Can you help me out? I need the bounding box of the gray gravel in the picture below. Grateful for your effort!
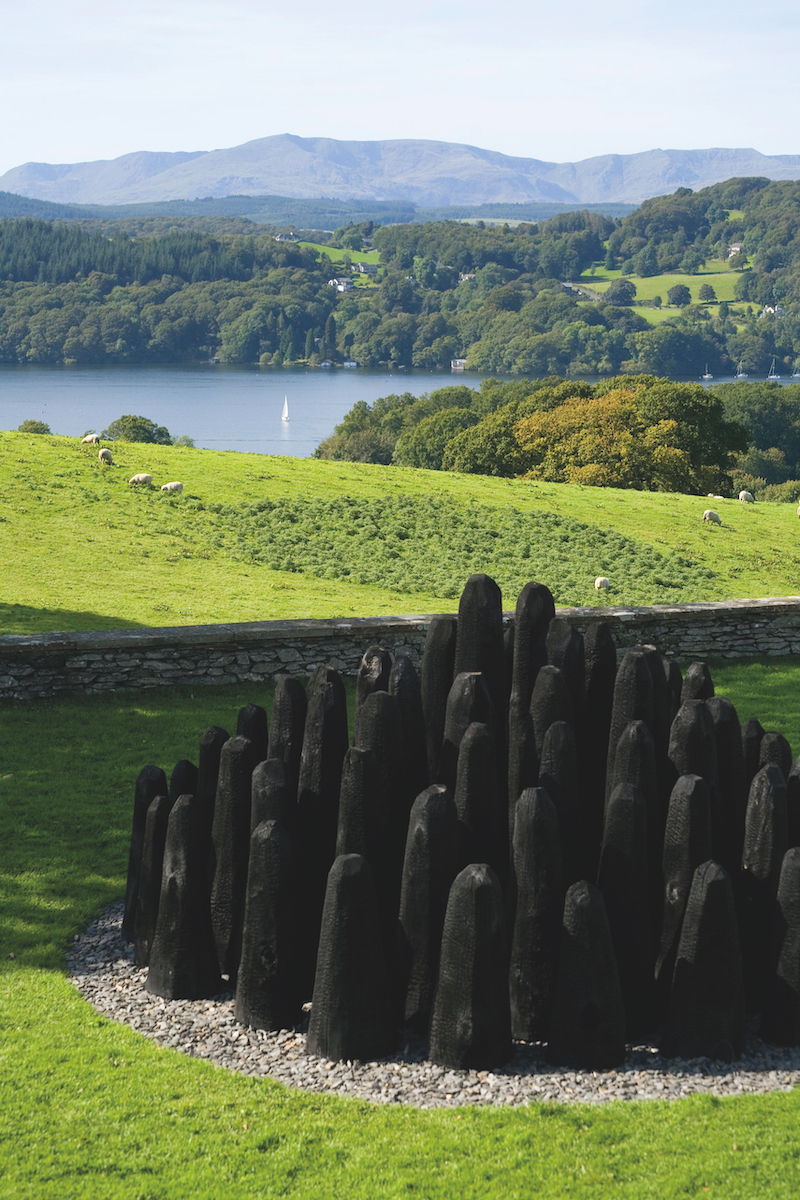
[67,901,800,1108]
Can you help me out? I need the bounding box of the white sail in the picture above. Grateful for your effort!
[282,395,289,422]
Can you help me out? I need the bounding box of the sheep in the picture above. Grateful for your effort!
[703,509,722,525]
[161,481,183,495]
[129,473,153,486]
[739,490,755,503]
[81,433,100,445]
[594,576,610,591]
[98,447,113,464]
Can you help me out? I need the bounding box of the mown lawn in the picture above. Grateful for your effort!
[2,432,800,636]
[1,659,800,1198]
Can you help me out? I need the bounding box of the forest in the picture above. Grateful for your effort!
[315,376,800,500]
[2,175,800,373]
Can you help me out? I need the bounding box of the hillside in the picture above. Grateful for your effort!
[3,137,800,206]
[2,432,799,636]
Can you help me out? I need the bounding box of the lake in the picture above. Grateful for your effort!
[1,364,795,458]
[0,364,485,457]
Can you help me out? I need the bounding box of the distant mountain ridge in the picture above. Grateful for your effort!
[3,136,800,207]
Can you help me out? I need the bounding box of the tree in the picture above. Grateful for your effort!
[17,419,50,434]
[101,415,172,443]
[513,382,748,493]
[605,278,637,306]
[667,284,692,307]
[698,283,717,303]
[322,313,337,360]
[393,408,482,470]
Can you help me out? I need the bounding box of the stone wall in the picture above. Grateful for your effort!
[1,596,799,701]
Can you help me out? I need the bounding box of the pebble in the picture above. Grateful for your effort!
[67,901,800,1109]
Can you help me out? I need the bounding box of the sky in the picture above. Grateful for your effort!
[3,0,800,175]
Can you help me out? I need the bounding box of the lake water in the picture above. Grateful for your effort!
[0,364,484,457]
[1,364,796,458]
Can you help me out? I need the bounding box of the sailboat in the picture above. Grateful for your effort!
[702,364,714,380]
[735,361,748,379]
[281,395,289,422]
[767,359,782,381]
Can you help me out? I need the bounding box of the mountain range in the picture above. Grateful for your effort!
[3,136,800,208]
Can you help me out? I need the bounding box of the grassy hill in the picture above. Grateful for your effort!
[3,432,800,636]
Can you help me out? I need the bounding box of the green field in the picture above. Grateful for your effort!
[582,270,741,307]
[2,660,800,1198]
[2,431,800,636]
[299,241,381,266]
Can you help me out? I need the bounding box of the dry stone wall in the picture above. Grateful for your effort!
[2,597,800,702]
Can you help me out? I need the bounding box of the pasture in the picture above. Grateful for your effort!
[2,659,800,1198]
[2,432,800,637]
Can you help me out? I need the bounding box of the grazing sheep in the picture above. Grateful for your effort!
[739,490,755,503]
[595,576,610,591]
[129,473,153,486]
[81,433,100,445]
[98,448,113,464]
[703,509,722,526]
[161,481,183,495]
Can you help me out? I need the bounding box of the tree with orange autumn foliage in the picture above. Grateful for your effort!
[513,384,747,493]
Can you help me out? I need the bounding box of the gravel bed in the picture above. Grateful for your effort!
[67,901,800,1108]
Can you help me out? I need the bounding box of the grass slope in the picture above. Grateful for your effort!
[3,431,800,635]
[2,662,800,1197]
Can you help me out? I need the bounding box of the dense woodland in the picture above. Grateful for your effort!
[316,376,800,499]
[3,176,800,374]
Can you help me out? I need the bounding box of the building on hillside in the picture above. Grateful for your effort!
[328,277,354,292]
[451,358,467,371]
[353,262,378,275]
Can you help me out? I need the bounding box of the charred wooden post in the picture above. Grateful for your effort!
[429,863,512,1070]
[306,854,393,1062]
[122,764,168,942]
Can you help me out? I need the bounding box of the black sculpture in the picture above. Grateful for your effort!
[661,860,744,1061]
[759,731,793,783]
[680,661,715,703]
[429,863,512,1070]
[147,794,222,1000]
[761,847,800,1046]
[236,703,269,764]
[210,734,260,980]
[596,781,655,1038]
[169,760,198,806]
[266,674,307,792]
[134,793,173,968]
[250,758,297,839]
[306,854,394,1062]
[438,670,495,795]
[353,645,392,745]
[508,787,563,1042]
[234,820,301,1032]
[388,654,429,808]
[453,573,506,731]
[548,881,626,1069]
[453,721,504,882]
[655,773,712,996]
[420,616,458,783]
[605,650,654,810]
[394,785,460,1031]
[740,763,788,1011]
[122,764,168,942]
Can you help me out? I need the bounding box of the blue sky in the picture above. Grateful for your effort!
[3,0,799,173]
